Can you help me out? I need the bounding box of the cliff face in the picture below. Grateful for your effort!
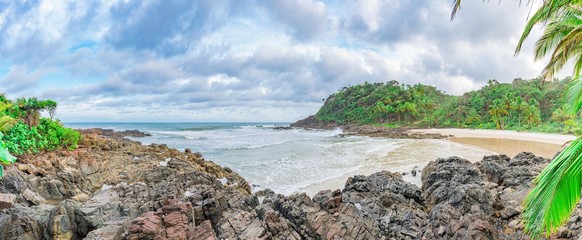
[0,131,579,239]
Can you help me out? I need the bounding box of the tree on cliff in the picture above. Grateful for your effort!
[453,0,582,238]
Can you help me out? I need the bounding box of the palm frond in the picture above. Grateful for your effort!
[533,6,581,60]
[0,116,16,133]
[516,0,573,55]
[451,0,463,20]
[564,75,582,114]
[523,137,582,238]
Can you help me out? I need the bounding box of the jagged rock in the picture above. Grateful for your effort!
[477,152,549,188]
[312,189,342,213]
[0,193,16,209]
[0,204,54,240]
[75,128,151,138]
[0,128,572,239]
[192,220,218,240]
[342,171,427,239]
[421,156,503,239]
[290,115,338,129]
[84,217,128,240]
[44,200,80,239]
[22,189,47,205]
[127,200,194,240]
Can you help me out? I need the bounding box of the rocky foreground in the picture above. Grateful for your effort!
[0,130,580,239]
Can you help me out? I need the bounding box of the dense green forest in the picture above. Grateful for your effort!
[315,78,580,134]
[0,95,81,176]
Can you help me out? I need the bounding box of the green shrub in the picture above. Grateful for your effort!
[2,119,81,155]
[3,123,45,155]
[38,118,82,150]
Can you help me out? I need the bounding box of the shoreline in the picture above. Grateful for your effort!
[409,128,576,158]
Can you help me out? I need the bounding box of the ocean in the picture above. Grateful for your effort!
[65,122,496,196]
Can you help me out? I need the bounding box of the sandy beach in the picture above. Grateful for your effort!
[409,128,576,158]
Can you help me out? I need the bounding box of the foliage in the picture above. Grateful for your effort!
[0,95,81,157]
[522,138,582,239]
[2,119,81,155]
[0,102,17,132]
[453,1,581,238]
[43,100,57,120]
[315,78,571,132]
[37,118,81,151]
[3,123,47,155]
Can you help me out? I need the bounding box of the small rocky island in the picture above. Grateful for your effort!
[0,130,580,239]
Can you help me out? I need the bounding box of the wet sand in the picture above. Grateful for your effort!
[410,128,576,158]
[450,137,562,158]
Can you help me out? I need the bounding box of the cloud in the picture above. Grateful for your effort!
[0,0,552,121]
[260,0,328,40]
[0,66,50,95]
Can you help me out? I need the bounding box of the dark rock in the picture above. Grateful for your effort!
[290,115,338,129]
[421,156,502,239]
[75,128,152,138]
[0,129,569,239]
[0,204,54,240]
[272,126,293,130]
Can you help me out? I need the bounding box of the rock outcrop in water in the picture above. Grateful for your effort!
[0,130,578,239]
[290,115,339,129]
[290,116,448,139]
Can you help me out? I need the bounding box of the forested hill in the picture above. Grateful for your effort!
[310,78,579,133]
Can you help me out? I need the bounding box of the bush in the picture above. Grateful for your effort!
[38,118,82,150]
[2,118,81,155]
[3,123,46,155]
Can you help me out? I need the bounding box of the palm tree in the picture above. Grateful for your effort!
[524,105,542,127]
[453,0,582,238]
[489,99,509,129]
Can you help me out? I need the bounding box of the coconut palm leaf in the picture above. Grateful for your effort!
[541,22,582,81]
[533,6,582,60]
[0,116,16,133]
[564,74,582,114]
[516,0,575,54]
[522,137,582,238]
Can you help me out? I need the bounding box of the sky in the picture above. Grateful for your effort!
[0,0,554,122]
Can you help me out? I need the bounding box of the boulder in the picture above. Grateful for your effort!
[0,193,16,209]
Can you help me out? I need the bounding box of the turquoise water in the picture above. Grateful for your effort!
[65,122,495,195]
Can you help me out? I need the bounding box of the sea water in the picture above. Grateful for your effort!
[65,122,496,196]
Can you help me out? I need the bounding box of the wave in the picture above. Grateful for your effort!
[260,164,363,196]
[179,126,235,131]
[215,138,313,151]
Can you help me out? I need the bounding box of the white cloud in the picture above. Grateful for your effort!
[0,0,557,122]
[207,74,240,87]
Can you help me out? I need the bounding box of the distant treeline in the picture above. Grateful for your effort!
[315,78,580,134]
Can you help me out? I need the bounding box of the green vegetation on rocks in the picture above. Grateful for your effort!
[0,94,81,177]
[315,78,574,133]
